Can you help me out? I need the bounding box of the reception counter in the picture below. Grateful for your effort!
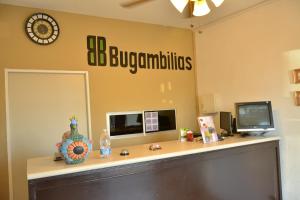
[27,135,282,200]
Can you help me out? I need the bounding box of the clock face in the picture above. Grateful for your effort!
[25,13,59,45]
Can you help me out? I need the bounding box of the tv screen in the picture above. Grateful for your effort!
[220,111,232,133]
[107,112,144,137]
[235,101,275,132]
[144,109,176,133]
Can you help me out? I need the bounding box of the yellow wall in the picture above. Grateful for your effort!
[0,4,197,199]
[195,0,300,198]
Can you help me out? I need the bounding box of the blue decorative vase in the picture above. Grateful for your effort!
[60,117,92,164]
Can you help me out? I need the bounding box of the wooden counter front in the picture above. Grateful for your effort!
[28,135,282,200]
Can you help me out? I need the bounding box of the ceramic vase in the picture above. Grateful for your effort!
[60,117,92,164]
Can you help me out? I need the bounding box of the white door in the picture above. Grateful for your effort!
[5,69,92,200]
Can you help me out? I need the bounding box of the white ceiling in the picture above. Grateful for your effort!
[0,0,271,29]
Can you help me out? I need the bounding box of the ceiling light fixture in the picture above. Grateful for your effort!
[170,0,189,13]
[170,0,224,17]
[211,0,224,7]
[193,0,210,16]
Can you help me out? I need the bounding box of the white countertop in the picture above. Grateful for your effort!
[27,135,280,180]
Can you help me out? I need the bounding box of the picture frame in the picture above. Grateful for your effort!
[293,69,300,83]
[197,116,218,144]
[294,91,300,106]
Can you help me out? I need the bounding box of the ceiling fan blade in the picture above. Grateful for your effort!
[121,0,155,8]
[181,0,194,18]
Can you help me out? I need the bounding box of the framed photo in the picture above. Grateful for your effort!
[293,69,300,83]
[295,91,300,106]
[197,116,218,144]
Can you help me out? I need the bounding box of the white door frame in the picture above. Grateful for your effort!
[5,69,92,200]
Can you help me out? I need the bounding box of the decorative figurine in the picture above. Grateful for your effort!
[58,116,92,164]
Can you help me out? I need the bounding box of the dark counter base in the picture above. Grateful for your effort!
[29,141,282,200]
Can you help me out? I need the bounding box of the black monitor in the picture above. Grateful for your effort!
[235,101,275,133]
[220,111,232,134]
[106,111,144,137]
[144,109,176,133]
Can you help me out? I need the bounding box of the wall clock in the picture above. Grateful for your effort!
[25,13,59,45]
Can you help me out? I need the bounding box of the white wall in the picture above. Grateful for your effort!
[195,0,300,199]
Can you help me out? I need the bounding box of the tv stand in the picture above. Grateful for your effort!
[240,131,267,137]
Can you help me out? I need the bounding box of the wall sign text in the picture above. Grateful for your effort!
[87,35,192,74]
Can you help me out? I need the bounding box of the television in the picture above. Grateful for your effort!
[220,111,233,134]
[144,109,176,133]
[235,101,275,133]
[106,111,144,138]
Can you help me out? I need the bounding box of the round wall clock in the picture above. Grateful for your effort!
[25,13,59,45]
